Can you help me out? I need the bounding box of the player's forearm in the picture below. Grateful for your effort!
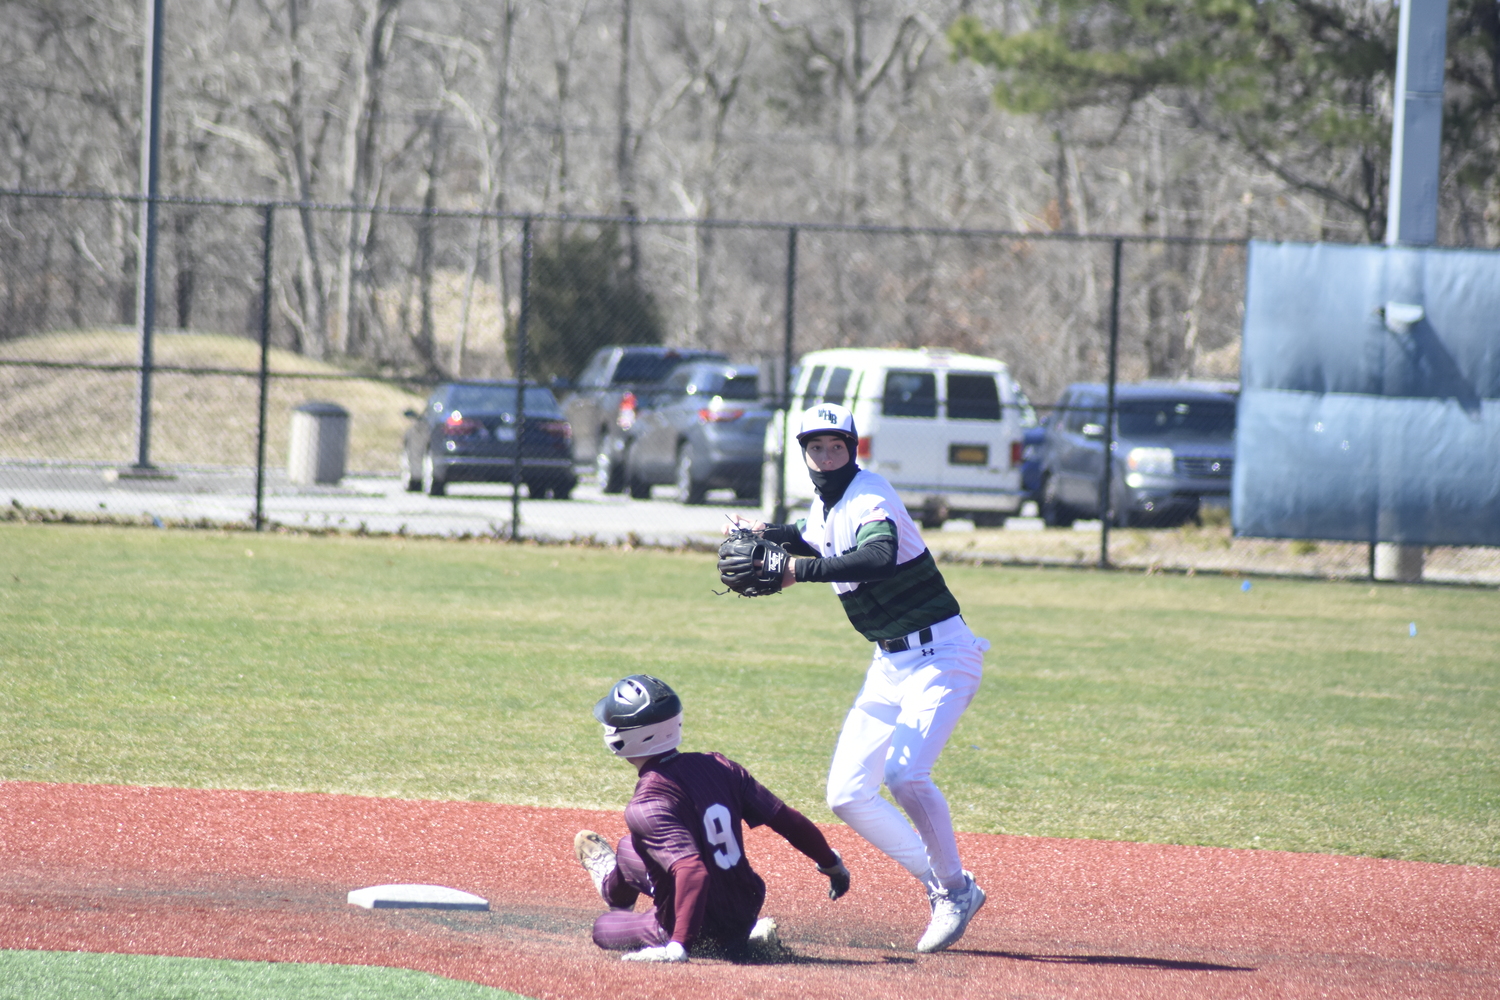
[765,803,839,869]
[792,535,897,584]
[667,856,710,946]
[760,523,818,556]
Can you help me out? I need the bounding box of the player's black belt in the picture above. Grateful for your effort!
[877,626,933,653]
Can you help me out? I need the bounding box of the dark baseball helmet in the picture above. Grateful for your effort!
[593,675,684,758]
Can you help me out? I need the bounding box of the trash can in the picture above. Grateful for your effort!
[287,401,349,485]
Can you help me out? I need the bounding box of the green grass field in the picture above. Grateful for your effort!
[3,521,1496,867]
[0,951,526,1000]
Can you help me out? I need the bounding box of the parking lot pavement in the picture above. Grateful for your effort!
[0,461,760,546]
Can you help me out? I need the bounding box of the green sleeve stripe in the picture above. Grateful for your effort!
[855,520,895,545]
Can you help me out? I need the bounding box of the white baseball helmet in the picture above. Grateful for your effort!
[796,403,858,449]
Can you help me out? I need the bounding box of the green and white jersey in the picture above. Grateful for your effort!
[800,468,961,642]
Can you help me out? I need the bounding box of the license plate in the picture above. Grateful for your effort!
[948,444,988,466]
[492,427,516,441]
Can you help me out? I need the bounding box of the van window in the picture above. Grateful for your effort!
[947,373,1001,421]
[823,367,853,405]
[883,370,938,418]
[800,366,826,410]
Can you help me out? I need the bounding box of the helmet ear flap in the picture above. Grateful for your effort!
[601,713,683,758]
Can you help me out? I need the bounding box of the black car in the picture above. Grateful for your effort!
[600,361,770,503]
[1037,382,1236,527]
[402,381,577,498]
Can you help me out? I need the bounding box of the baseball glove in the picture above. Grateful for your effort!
[717,530,790,597]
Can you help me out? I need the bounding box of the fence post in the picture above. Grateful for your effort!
[1099,237,1123,568]
[254,204,275,531]
[775,225,798,523]
[130,0,165,474]
[510,216,533,539]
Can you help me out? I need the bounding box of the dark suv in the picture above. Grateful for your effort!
[602,361,770,502]
[1037,382,1236,527]
[562,345,729,476]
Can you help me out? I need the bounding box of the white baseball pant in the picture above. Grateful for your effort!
[825,620,987,889]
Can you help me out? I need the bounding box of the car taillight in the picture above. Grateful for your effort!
[857,436,872,459]
[1010,440,1023,466]
[617,392,637,430]
[443,411,482,437]
[539,420,572,441]
[698,408,744,423]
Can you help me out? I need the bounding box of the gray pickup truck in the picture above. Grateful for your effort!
[563,345,728,484]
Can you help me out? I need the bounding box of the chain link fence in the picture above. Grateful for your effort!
[18,186,1484,582]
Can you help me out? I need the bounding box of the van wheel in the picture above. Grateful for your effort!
[1040,475,1072,527]
[971,512,1008,528]
[919,499,948,530]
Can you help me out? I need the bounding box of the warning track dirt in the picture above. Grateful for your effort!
[2,781,1495,999]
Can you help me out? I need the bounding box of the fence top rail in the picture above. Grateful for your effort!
[0,184,1263,247]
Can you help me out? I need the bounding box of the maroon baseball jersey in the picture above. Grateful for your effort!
[624,750,784,943]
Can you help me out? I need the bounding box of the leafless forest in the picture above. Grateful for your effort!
[1,0,1493,404]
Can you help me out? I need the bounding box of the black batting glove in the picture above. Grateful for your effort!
[817,850,850,900]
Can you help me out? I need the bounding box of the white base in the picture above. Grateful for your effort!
[347,884,489,911]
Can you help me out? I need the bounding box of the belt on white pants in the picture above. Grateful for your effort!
[874,614,966,653]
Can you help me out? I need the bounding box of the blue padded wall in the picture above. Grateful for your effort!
[1234,241,1500,546]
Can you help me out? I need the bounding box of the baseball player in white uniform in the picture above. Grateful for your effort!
[726,402,988,953]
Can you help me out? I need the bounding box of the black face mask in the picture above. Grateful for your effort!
[807,455,859,509]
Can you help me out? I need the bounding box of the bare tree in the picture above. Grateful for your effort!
[334,0,403,357]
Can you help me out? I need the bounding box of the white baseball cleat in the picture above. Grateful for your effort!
[749,917,779,947]
[574,830,617,902]
[915,871,986,954]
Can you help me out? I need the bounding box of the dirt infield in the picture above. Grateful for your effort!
[2,782,1496,999]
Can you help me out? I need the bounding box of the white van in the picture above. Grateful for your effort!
[762,347,1033,528]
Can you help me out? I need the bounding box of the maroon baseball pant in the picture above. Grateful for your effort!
[590,835,672,951]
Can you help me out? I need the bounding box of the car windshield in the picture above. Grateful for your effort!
[1117,400,1235,439]
[446,385,562,417]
